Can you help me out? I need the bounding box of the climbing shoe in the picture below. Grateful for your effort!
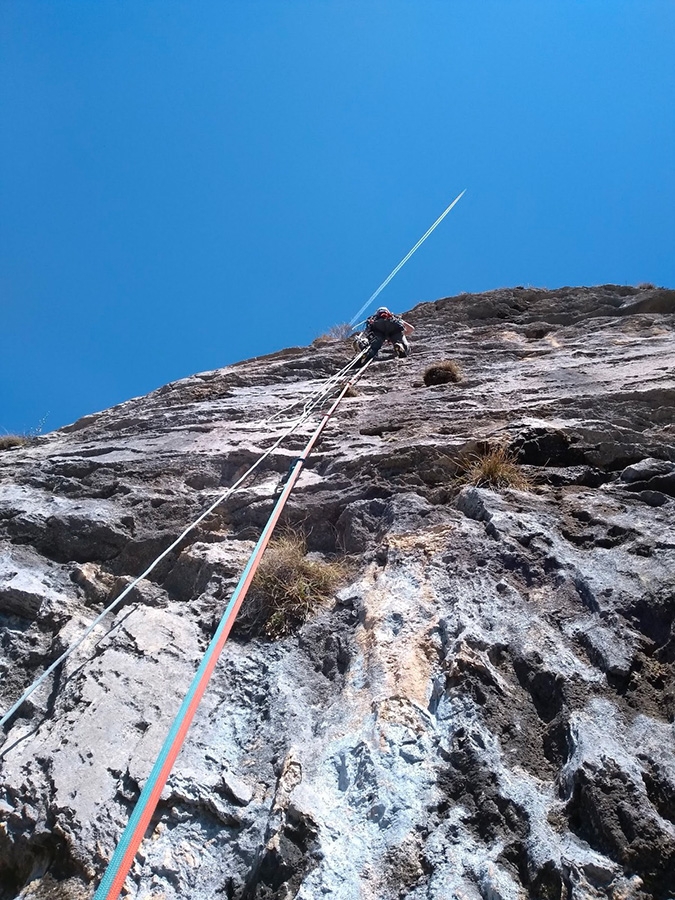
[394,342,407,358]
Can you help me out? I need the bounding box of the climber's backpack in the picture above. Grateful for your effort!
[368,310,402,328]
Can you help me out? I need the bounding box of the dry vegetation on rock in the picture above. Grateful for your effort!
[248,532,347,639]
[461,445,531,490]
[314,323,353,344]
[423,359,462,386]
[0,435,29,451]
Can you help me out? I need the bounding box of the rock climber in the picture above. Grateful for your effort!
[356,307,415,360]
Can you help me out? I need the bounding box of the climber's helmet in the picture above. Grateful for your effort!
[376,306,390,315]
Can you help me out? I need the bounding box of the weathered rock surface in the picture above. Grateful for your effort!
[1,284,675,899]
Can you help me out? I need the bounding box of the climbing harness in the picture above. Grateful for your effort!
[0,350,368,731]
[93,358,373,900]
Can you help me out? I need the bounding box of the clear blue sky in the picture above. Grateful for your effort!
[2,1,674,434]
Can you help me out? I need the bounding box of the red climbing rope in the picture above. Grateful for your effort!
[93,359,373,900]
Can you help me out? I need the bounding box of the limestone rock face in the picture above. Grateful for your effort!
[1,284,675,900]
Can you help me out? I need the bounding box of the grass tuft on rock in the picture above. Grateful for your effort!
[314,323,353,344]
[249,532,347,639]
[461,445,530,490]
[0,435,30,451]
[423,360,462,386]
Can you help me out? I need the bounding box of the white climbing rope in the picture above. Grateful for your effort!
[268,348,367,424]
[3,183,470,729]
[0,358,367,729]
[93,358,375,900]
[349,189,466,326]
[270,190,467,429]
[5,183,466,728]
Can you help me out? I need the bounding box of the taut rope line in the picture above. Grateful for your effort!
[93,358,374,900]
[348,189,466,326]
[0,350,367,730]
[268,349,366,424]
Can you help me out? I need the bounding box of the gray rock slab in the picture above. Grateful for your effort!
[1,284,674,899]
